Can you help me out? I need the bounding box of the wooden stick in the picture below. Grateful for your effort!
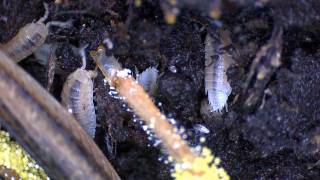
[0,51,120,180]
[94,48,230,180]
[95,50,196,163]
[115,76,195,163]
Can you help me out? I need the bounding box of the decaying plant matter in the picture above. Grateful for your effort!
[243,26,283,111]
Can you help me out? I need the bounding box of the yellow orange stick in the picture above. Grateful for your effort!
[93,47,229,180]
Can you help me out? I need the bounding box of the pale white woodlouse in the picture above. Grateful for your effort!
[204,33,232,112]
[0,3,72,63]
[137,67,158,95]
[93,47,122,84]
[61,45,97,138]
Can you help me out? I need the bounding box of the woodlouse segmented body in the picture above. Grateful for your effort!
[0,23,49,63]
[61,46,96,138]
[61,69,96,138]
[93,47,122,84]
[0,3,49,62]
[204,34,232,112]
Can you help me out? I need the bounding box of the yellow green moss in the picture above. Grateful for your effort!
[0,130,48,179]
[172,147,229,180]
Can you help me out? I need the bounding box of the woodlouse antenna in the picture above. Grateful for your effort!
[79,44,89,70]
[38,2,49,23]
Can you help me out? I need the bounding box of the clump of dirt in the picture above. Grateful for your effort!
[1,0,320,179]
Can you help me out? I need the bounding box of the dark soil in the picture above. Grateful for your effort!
[1,0,320,179]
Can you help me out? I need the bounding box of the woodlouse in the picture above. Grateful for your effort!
[0,3,50,62]
[137,67,158,95]
[0,3,72,63]
[204,33,232,112]
[61,45,97,138]
[93,47,122,84]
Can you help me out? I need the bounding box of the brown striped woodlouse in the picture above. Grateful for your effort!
[61,45,97,138]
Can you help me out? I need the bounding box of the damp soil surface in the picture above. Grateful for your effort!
[1,0,320,179]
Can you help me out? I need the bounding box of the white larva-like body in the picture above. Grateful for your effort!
[193,124,210,134]
[204,34,232,112]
